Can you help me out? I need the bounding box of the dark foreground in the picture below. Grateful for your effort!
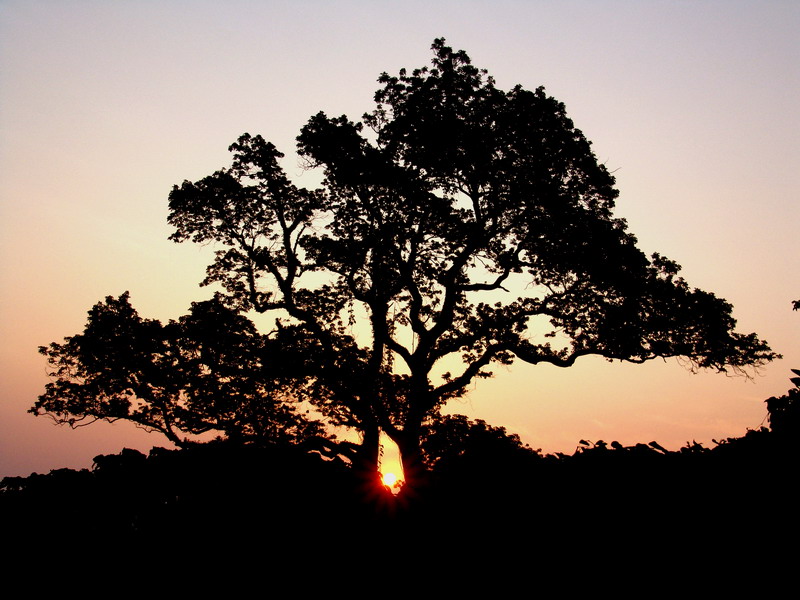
[3,428,796,553]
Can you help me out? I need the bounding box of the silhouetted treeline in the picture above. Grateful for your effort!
[4,418,797,548]
[1,441,380,545]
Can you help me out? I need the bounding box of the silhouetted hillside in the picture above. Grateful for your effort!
[4,423,797,550]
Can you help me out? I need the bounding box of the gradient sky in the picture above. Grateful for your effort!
[1,0,797,478]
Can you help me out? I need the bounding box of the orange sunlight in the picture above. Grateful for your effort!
[379,432,404,492]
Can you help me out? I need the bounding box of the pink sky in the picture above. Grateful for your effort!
[1,1,797,477]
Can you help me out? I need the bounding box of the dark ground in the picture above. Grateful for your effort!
[3,427,795,550]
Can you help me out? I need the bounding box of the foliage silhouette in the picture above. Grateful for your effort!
[34,292,324,447]
[164,38,776,481]
[420,413,541,472]
[766,372,800,437]
[1,440,382,545]
[14,308,800,546]
[6,416,796,550]
[765,301,800,437]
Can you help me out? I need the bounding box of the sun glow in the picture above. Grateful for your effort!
[378,432,404,492]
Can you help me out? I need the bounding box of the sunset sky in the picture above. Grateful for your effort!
[1,0,797,478]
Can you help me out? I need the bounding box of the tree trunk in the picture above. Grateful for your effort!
[355,420,383,487]
[394,426,426,492]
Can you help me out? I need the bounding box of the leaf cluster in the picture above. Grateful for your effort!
[33,293,324,446]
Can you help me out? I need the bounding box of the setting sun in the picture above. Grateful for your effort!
[378,432,403,490]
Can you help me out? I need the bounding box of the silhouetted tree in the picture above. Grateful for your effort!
[36,40,777,487]
[34,293,324,446]
[164,39,776,482]
[420,413,540,472]
[765,301,800,436]
[766,372,800,437]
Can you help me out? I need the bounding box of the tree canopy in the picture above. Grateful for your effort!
[166,39,776,473]
[36,39,777,481]
[34,293,324,447]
